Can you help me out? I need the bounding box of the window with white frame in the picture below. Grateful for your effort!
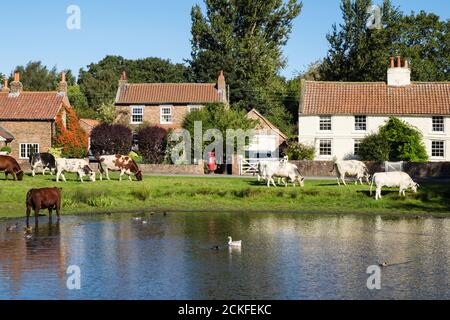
[160,105,173,124]
[431,141,445,158]
[354,115,367,131]
[319,116,332,131]
[188,105,203,113]
[20,143,39,159]
[354,139,362,156]
[131,106,144,124]
[319,139,332,156]
[432,116,444,132]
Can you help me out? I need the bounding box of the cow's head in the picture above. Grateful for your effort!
[29,153,40,166]
[297,176,305,187]
[135,170,143,181]
[83,165,96,182]
[411,182,419,193]
[16,170,24,181]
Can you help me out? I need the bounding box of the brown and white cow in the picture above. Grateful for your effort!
[26,187,62,227]
[0,155,24,181]
[97,155,143,181]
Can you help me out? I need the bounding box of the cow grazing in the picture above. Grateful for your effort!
[0,155,24,181]
[26,187,62,227]
[331,160,370,186]
[97,155,143,181]
[29,153,56,176]
[56,158,96,182]
[370,172,419,200]
[260,161,305,187]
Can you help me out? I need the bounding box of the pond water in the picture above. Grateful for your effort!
[1,212,450,300]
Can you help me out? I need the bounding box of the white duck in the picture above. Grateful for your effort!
[227,236,242,247]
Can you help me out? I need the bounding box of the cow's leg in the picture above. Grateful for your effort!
[119,170,124,181]
[78,171,84,183]
[336,176,341,185]
[60,173,67,182]
[271,178,277,187]
[56,170,61,182]
[341,173,347,186]
[48,208,53,222]
[106,169,111,181]
[56,202,61,221]
[32,166,36,177]
[26,205,31,228]
[34,207,40,226]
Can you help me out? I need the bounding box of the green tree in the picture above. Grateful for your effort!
[97,100,117,124]
[189,0,302,117]
[320,0,449,81]
[10,61,75,91]
[284,139,315,160]
[78,55,189,111]
[359,117,428,162]
[67,85,95,118]
[182,103,257,163]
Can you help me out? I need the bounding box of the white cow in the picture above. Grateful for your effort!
[257,156,288,183]
[56,158,96,182]
[370,172,418,200]
[262,162,305,187]
[332,160,370,186]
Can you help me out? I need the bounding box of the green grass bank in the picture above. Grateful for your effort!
[0,173,449,220]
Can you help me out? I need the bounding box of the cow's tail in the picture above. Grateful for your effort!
[330,162,336,173]
[25,189,33,205]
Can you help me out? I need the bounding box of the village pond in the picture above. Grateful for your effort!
[1,212,450,299]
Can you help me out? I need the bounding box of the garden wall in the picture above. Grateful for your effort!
[139,161,204,175]
[290,161,450,179]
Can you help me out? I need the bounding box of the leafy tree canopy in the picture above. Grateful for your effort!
[320,0,449,81]
[189,0,302,118]
[78,55,189,110]
[9,61,75,91]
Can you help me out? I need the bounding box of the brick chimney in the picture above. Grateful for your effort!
[118,71,128,87]
[10,71,23,95]
[58,72,68,94]
[387,56,411,87]
[217,70,227,104]
[1,77,10,93]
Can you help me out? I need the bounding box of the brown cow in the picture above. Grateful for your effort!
[97,155,143,181]
[0,155,24,181]
[26,187,62,227]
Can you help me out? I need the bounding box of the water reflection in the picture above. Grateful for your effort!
[1,213,450,299]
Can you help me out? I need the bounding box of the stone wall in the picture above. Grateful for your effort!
[139,161,204,175]
[290,160,450,179]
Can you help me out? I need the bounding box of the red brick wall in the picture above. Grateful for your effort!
[0,120,54,164]
[116,105,189,129]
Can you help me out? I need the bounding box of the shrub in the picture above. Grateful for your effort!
[48,147,63,158]
[284,139,315,160]
[359,117,428,162]
[54,107,89,158]
[137,126,168,164]
[128,151,143,164]
[90,123,133,155]
[86,196,114,208]
[0,146,11,154]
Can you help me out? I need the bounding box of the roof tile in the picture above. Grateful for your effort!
[0,92,64,120]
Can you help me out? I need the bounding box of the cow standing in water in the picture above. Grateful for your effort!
[26,187,62,227]
[0,155,24,181]
[97,155,143,181]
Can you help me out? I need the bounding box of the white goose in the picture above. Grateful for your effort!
[227,236,242,247]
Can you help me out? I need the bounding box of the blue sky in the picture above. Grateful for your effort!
[0,0,448,79]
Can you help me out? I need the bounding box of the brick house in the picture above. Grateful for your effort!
[115,71,228,129]
[299,57,450,161]
[0,72,71,163]
[246,109,287,159]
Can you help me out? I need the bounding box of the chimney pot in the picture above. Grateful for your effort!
[10,72,23,95]
[389,57,395,68]
[14,71,20,82]
[1,78,10,93]
[404,59,409,69]
[61,72,66,82]
[58,72,68,94]
[396,56,401,68]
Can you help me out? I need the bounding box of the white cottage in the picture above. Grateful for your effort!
[298,57,450,161]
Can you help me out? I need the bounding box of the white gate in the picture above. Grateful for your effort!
[238,156,278,176]
[385,161,404,172]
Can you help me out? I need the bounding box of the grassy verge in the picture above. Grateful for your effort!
[0,173,449,219]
